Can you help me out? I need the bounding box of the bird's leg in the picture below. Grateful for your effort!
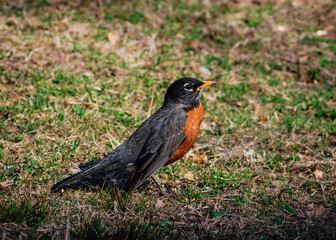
[151,175,166,194]
[151,176,177,203]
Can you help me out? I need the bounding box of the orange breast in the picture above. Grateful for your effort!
[166,104,204,165]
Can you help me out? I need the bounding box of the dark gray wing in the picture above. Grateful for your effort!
[126,109,187,190]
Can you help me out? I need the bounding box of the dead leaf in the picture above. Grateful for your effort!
[106,89,120,95]
[184,173,195,181]
[173,179,181,185]
[190,40,203,51]
[70,167,81,173]
[292,0,304,7]
[20,231,28,238]
[199,66,211,78]
[298,64,312,83]
[315,205,325,218]
[275,25,291,33]
[0,179,13,188]
[190,61,199,73]
[247,103,264,117]
[26,16,43,29]
[68,23,90,36]
[316,30,327,37]
[303,203,314,217]
[259,116,268,123]
[107,32,119,45]
[187,153,208,164]
[190,40,212,51]
[313,169,323,180]
[155,199,164,208]
[8,126,20,134]
[30,189,41,195]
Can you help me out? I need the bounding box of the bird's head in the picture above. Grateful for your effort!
[163,78,216,109]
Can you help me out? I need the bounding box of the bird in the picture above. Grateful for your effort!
[51,78,216,192]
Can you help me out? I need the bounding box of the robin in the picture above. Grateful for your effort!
[51,78,216,192]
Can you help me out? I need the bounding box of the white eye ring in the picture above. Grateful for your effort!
[183,83,193,91]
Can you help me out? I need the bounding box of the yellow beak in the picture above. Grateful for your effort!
[197,81,217,91]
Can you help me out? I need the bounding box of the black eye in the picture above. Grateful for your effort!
[183,83,193,91]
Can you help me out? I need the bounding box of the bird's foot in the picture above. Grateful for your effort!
[151,176,176,203]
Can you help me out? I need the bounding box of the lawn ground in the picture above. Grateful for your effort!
[0,0,336,239]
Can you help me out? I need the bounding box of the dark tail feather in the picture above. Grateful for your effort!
[51,166,101,192]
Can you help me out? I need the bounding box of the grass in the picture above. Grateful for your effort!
[1,0,336,239]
